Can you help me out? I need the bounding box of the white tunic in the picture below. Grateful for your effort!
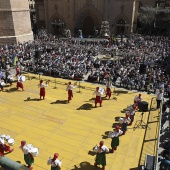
[134,96,142,102]
[108,129,123,138]
[94,145,109,153]
[93,91,102,96]
[38,83,48,88]
[123,117,131,123]
[22,145,31,154]
[66,84,76,91]
[156,92,163,100]
[47,158,62,167]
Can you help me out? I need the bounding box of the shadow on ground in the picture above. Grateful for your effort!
[50,100,68,104]
[24,98,41,102]
[71,162,101,170]
[77,103,94,110]
[102,131,111,139]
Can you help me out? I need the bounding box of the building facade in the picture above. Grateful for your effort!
[35,0,140,37]
[0,0,33,44]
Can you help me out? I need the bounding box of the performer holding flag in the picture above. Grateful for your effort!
[93,141,109,170]
[66,82,77,103]
[38,80,49,100]
[108,126,123,153]
[93,87,102,107]
[47,153,62,170]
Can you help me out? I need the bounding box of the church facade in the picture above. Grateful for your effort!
[35,0,140,37]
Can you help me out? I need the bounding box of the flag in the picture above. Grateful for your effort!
[12,53,18,66]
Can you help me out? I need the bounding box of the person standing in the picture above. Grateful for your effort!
[108,126,123,153]
[16,73,24,91]
[156,89,164,109]
[38,80,49,100]
[134,94,142,110]
[93,141,109,170]
[20,141,34,170]
[129,106,136,126]
[93,87,102,107]
[0,138,14,156]
[122,113,131,135]
[66,82,77,103]
[105,80,112,99]
[47,153,62,170]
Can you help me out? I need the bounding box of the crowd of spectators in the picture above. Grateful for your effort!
[0,32,170,95]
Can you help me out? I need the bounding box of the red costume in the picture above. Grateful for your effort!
[94,87,102,107]
[66,82,76,103]
[106,81,112,99]
[16,67,20,77]
[0,138,14,156]
[17,75,24,91]
[134,94,142,109]
[38,80,48,100]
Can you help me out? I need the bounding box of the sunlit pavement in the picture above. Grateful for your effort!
[0,73,159,170]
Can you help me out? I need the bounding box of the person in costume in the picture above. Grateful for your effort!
[105,80,112,99]
[122,113,131,135]
[93,141,109,170]
[16,66,21,77]
[66,82,76,103]
[129,106,136,126]
[16,73,24,91]
[47,153,62,170]
[134,94,142,110]
[20,141,34,170]
[0,138,14,156]
[93,87,102,107]
[0,78,5,92]
[108,126,123,153]
[38,80,49,100]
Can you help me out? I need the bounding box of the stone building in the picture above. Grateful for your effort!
[35,0,140,37]
[0,0,33,44]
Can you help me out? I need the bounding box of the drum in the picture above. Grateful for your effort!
[31,147,39,157]
[21,76,26,82]
[8,75,14,81]
[119,117,124,124]
[1,134,6,139]
[26,144,33,150]
[5,135,10,140]
[1,82,6,86]
[8,138,14,146]
[99,87,104,95]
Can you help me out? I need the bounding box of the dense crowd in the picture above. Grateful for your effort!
[0,32,170,95]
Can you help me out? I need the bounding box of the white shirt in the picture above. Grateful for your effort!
[93,91,102,96]
[93,145,109,153]
[108,129,123,138]
[22,145,31,154]
[134,96,142,102]
[47,158,62,167]
[38,83,48,88]
[123,117,131,123]
[106,81,112,88]
[157,92,163,100]
[66,84,76,91]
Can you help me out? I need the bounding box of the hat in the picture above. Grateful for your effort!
[20,140,26,147]
[96,87,99,91]
[126,113,130,118]
[53,153,59,160]
[139,94,141,96]
[68,82,71,85]
[116,126,120,130]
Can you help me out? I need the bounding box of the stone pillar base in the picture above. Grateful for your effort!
[0,32,34,45]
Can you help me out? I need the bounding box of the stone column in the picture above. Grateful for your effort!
[0,0,33,44]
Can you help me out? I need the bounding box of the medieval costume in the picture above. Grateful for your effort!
[134,94,142,110]
[94,141,109,170]
[20,141,34,170]
[108,126,123,153]
[0,138,14,156]
[47,153,62,170]
[93,87,102,107]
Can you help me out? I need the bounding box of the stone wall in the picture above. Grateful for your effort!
[0,0,33,44]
